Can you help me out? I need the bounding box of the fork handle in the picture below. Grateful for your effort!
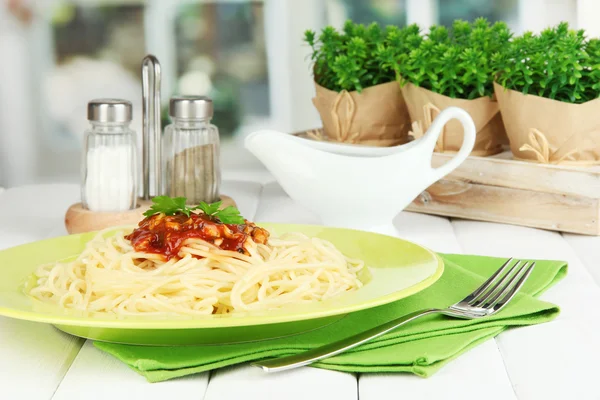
[253,308,440,373]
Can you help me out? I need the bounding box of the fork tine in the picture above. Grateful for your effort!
[469,259,521,307]
[463,257,514,303]
[480,261,532,309]
[489,262,535,313]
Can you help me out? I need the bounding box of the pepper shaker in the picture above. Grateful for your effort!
[81,99,138,212]
[162,96,220,204]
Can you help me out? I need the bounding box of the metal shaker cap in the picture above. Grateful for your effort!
[87,99,132,123]
[169,96,214,120]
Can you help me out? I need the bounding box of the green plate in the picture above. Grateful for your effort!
[0,224,443,345]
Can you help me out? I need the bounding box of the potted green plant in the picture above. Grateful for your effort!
[304,21,419,146]
[395,18,510,155]
[493,22,600,164]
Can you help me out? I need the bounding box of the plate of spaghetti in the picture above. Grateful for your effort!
[0,197,443,345]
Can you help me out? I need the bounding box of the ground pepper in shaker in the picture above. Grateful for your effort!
[81,99,138,212]
[163,96,220,204]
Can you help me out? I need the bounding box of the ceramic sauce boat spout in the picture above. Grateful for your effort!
[245,107,476,236]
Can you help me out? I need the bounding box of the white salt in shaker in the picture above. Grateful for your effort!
[81,99,138,211]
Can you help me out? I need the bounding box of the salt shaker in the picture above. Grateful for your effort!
[163,96,220,204]
[81,99,138,212]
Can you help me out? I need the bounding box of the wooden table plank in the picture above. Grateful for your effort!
[0,184,79,219]
[0,184,79,248]
[360,341,517,400]
[52,342,209,400]
[392,211,461,253]
[222,169,275,185]
[0,322,83,400]
[451,221,600,322]
[496,320,600,400]
[205,365,357,400]
[254,181,321,224]
[451,220,600,399]
[220,180,264,221]
[561,233,600,287]
[0,184,83,400]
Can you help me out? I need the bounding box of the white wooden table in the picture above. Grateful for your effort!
[1,173,599,400]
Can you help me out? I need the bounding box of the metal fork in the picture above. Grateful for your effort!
[253,258,535,373]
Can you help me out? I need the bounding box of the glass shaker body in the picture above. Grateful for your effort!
[162,96,220,204]
[81,120,138,212]
[163,117,220,204]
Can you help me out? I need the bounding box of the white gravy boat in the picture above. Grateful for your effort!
[244,107,476,235]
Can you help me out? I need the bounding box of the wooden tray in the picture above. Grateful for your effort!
[65,195,237,234]
[294,130,600,235]
[409,151,600,235]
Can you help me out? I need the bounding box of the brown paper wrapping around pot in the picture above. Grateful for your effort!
[312,81,411,146]
[494,82,600,165]
[401,82,507,156]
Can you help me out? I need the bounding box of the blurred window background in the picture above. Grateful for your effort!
[0,0,595,187]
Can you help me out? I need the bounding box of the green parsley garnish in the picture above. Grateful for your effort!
[143,196,245,224]
[143,196,191,217]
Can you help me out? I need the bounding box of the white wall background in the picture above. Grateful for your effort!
[1,0,600,188]
[0,3,37,187]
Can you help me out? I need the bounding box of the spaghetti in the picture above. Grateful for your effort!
[28,211,364,316]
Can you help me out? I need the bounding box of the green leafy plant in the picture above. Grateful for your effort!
[304,21,421,92]
[494,22,600,103]
[143,196,244,224]
[395,18,511,99]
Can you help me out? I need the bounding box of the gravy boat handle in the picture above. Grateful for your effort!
[420,107,476,182]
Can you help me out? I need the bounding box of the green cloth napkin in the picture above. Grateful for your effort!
[95,254,567,382]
